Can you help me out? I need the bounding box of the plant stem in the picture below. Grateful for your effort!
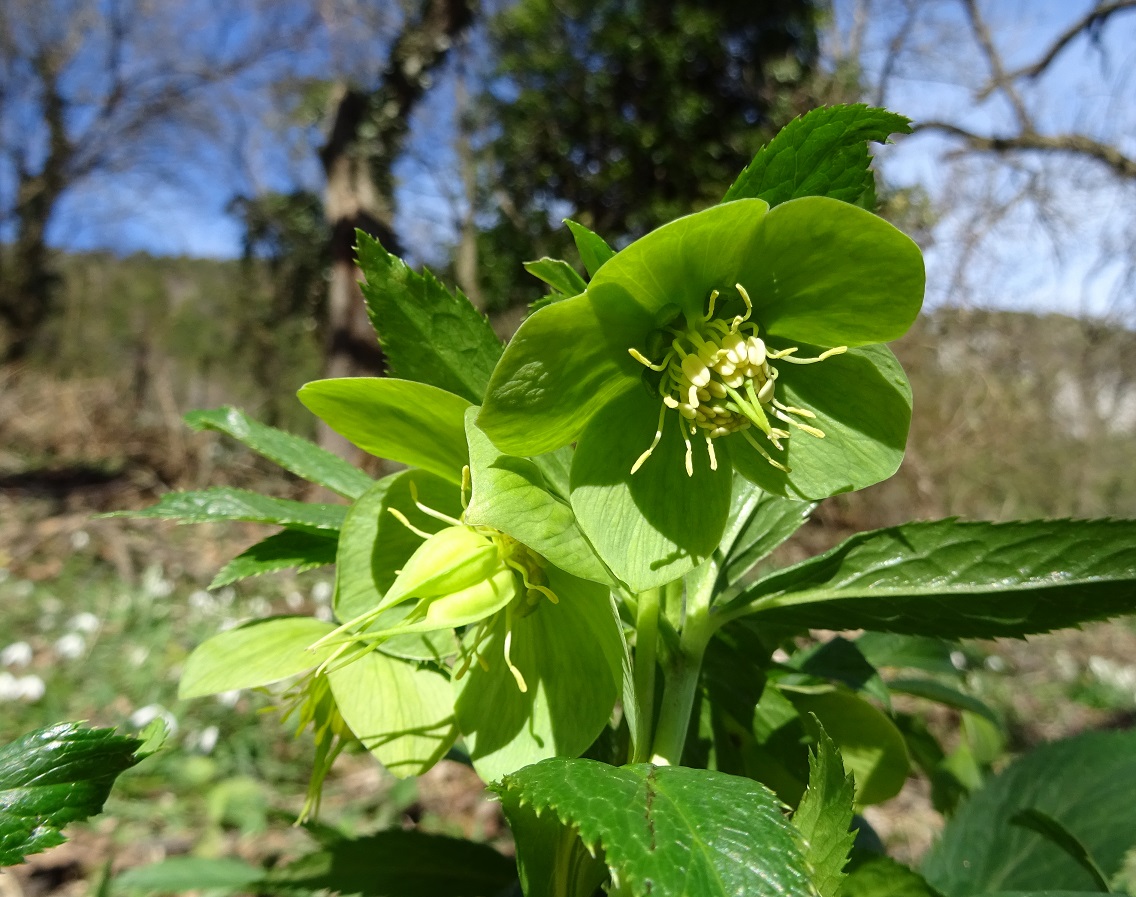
[649,564,717,765]
[631,587,660,763]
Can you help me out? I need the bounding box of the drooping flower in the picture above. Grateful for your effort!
[477,196,925,589]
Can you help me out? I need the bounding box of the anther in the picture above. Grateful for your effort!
[629,347,668,371]
[630,403,668,474]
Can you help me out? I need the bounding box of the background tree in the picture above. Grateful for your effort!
[0,0,309,363]
[474,0,823,310]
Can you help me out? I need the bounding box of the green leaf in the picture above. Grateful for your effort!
[494,760,814,897]
[117,857,264,894]
[922,730,1136,895]
[569,388,732,591]
[523,257,588,297]
[842,854,945,897]
[463,408,613,587]
[357,231,501,404]
[1009,810,1112,893]
[723,104,911,207]
[116,488,345,533]
[327,650,456,778]
[263,828,517,896]
[731,519,1136,638]
[887,678,1001,728]
[179,616,337,698]
[784,686,910,806]
[210,529,338,588]
[793,723,856,897]
[186,406,372,499]
[453,571,624,781]
[299,378,470,484]
[565,219,615,277]
[0,724,143,866]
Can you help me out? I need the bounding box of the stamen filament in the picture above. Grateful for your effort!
[631,403,668,474]
[503,604,528,692]
[409,482,463,526]
[629,347,668,371]
[388,507,432,540]
[740,427,791,473]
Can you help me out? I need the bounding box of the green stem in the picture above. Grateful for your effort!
[631,588,660,763]
[649,564,718,765]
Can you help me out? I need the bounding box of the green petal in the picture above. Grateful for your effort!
[478,296,640,455]
[728,344,911,500]
[569,389,732,591]
[298,378,469,484]
[741,196,925,347]
[464,408,615,587]
[588,198,770,324]
[327,650,456,779]
[453,571,623,782]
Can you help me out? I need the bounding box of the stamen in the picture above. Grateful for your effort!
[741,427,791,472]
[503,605,528,692]
[409,482,463,526]
[705,435,718,471]
[704,289,719,321]
[772,398,816,419]
[682,423,694,477]
[629,347,668,371]
[772,408,826,438]
[774,345,848,365]
[388,507,432,540]
[631,403,668,474]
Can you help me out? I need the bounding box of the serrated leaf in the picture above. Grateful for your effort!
[186,406,372,499]
[262,828,517,896]
[494,760,814,897]
[117,857,264,894]
[855,633,962,677]
[793,722,856,897]
[357,231,501,404]
[179,616,337,698]
[564,219,615,277]
[210,529,338,588]
[523,257,588,297]
[0,723,143,866]
[922,730,1136,895]
[723,104,911,207]
[299,378,469,485]
[730,519,1136,639]
[116,488,345,534]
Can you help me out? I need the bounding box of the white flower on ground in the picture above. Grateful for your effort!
[54,632,86,660]
[0,642,33,668]
[69,612,100,633]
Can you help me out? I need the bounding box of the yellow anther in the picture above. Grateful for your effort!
[681,353,711,388]
[757,378,776,404]
[629,347,669,371]
[747,337,766,367]
[631,403,668,474]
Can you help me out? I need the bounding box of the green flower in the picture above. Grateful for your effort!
[477,196,925,589]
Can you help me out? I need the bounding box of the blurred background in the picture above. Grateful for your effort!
[1,0,1134,891]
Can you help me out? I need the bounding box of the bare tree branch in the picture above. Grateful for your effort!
[962,0,1032,130]
[916,120,1136,180]
[996,0,1136,87]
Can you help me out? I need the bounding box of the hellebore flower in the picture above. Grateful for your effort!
[477,196,925,590]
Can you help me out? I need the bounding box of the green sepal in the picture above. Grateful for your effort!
[728,344,911,501]
[740,196,925,347]
[298,378,470,484]
[453,570,624,782]
[463,408,615,586]
[333,470,463,622]
[478,297,639,455]
[178,616,337,698]
[327,650,457,779]
[569,388,732,591]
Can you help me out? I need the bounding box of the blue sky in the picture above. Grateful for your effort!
[16,0,1136,321]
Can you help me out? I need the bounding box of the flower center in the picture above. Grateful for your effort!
[627,284,847,476]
